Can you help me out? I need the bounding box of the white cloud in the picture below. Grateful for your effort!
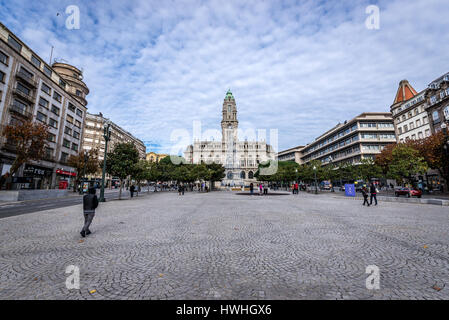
[1,0,449,154]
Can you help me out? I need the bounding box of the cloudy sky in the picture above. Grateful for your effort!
[1,0,448,154]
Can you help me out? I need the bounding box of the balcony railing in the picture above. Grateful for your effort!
[16,70,38,87]
[9,104,33,119]
[13,87,36,103]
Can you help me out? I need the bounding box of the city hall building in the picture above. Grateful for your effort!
[184,90,275,186]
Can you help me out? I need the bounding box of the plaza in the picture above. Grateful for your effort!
[0,191,448,300]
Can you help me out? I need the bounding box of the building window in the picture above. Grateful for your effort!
[75,120,81,128]
[63,139,71,148]
[411,134,416,140]
[432,111,440,123]
[66,115,74,124]
[53,91,62,102]
[0,50,8,65]
[19,66,34,79]
[39,96,49,109]
[64,126,72,136]
[49,118,58,128]
[68,102,76,112]
[418,132,423,139]
[71,143,78,152]
[73,131,80,139]
[416,119,421,127]
[430,95,437,105]
[31,55,41,68]
[51,105,60,116]
[36,111,47,123]
[423,116,428,124]
[403,125,408,132]
[45,147,54,159]
[0,70,5,83]
[59,79,66,89]
[41,83,51,95]
[16,82,31,95]
[409,122,414,130]
[48,133,56,142]
[76,109,83,117]
[398,127,402,134]
[444,106,449,121]
[44,65,52,77]
[425,129,430,137]
[76,90,82,97]
[8,35,22,52]
[61,152,68,163]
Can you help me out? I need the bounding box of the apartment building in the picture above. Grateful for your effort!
[82,112,146,162]
[301,113,396,167]
[0,22,89,190]
[391,80,431,142]
[425,72,449,133]
[276,145,304,164]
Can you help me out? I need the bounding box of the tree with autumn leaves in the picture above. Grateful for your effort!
[375,132,448,187]
[1,120,49,189]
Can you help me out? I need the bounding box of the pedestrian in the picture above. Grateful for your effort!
[81,187,99,237]
[130,184,135,198]
[370,183,378,205]
[361,186,370,206]
[259,183,263,195]
[178,184,182,195]
[250,182,254,195]
[182,183,185,195]
[263,183,268,195]
[294,182,299,194]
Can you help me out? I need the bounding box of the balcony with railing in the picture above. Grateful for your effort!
[15,70,38,88]
[13,87,36,104]
[9,104,33,119]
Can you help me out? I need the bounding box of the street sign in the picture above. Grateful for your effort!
[345,184,356,197]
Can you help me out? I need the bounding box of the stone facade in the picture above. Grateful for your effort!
[184,90,274,186]
[146,152,168,163]
[425,72,449,133]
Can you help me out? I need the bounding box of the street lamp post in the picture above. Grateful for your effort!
[329,156,335,192]
[99,121,112,202]
[313,165,318,194]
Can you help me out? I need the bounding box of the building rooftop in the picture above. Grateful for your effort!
[393,80,418,105]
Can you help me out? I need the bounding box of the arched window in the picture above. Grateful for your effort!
[432,111,440,122]
[240,171,246,179]
[248,171,254,179]
[227,171,233,179]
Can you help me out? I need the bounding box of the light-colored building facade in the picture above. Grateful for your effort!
[425,72,449,134]
[391,80,431,143]
[0,22,89,190]
[146,152,168,163]
[184,90,275,186]
[301,113,396,167]
[276,145,304,164]
[82,112,146,161]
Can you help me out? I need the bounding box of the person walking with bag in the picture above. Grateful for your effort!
[81,187,99,237]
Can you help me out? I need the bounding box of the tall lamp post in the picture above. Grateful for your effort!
[329,156,335,192]
[313,165,318,194]
[99,121,112,202]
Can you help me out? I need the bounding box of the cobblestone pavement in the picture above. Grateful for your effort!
[0,191,448,300]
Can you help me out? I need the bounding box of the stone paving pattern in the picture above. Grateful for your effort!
[0,191,448,300]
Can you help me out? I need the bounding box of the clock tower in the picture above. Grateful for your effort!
[221,89,238,142]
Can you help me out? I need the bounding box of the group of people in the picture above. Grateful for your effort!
[249,183,268,195]
[361,183,378,206]
[291,183,299,194]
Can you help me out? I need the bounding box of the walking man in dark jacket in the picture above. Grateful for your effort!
[81,187,99,237]
[370,183,378,206]
[130,185,135,198]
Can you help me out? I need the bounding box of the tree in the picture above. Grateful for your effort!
[106,143,139,199]
[356,158,382,182]
[375,143,396,178]
[388,144,428,186]
[409,132,449,188]
[67,149,100,192]
[1,120,49,184]
[131,160,150,194]
[206,163,226,190]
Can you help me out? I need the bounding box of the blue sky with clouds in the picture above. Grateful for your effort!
[1,0,448,154]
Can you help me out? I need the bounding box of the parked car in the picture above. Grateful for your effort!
[395,187,422,198]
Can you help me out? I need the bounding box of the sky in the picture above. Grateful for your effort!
[1,0,448,154]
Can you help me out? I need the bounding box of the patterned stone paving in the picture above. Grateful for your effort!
[0,191,448,300]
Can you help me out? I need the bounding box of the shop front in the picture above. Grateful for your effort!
[23,164,53,189]
[55,169,77,190]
